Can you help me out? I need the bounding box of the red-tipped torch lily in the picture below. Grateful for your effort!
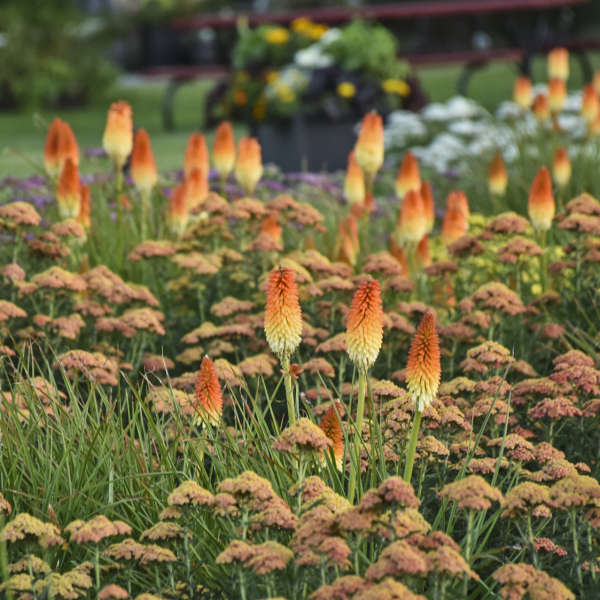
[265,267,303,424]
[404,312,441,483]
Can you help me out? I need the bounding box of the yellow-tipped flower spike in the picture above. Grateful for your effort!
[547,77,567,114]
[354,111,384,179]
[513,76,533,109]
[552,147,571,188]
[319,402,344,470]
[528,167,555,233]
[488,152,508,197]
[547,47,569,81]
[235,137,263,196]
[212,121,236,181]
[395,151,421,200]
[130,129,158,196]
[264,267,302,361]
[194,356,223,426]
[405,312,441,412]
[344,151,365,208]
[102,101,133,169]
[581,84,600,125]
[346,279,383,373]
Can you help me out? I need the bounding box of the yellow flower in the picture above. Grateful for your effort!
[276,84,295,103]
[337,82,356,98]
[531,284,542,296]
[264,27,290,45]
[265,70,279,84]
[382,78,410,96]
[306,24,328,39]
[291,17,311,32]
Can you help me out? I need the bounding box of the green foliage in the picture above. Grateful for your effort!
[0,2,117,109]
[326,19,407,81]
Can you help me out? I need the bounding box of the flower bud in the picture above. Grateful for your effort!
[528,167,554,232]
[102,101,133,168]
[354,111,384,179]
[131,129,158,196]
[235,137,263,196]
[212,121,236,181]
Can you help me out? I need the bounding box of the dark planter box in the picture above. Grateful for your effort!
[254,115,357,173]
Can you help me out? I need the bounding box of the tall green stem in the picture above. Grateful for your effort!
[539,229,548,292]
[571,508,583,588]
[348,370,367,503]
[281,356,296,425]
[115,163,123,195]
[462,510,475,596]
[403,408,422,483]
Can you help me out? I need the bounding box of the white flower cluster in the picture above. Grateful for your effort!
[293,29,341,69]
[384,87,589,174]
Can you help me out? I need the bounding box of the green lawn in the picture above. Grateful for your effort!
[1,53,599,178]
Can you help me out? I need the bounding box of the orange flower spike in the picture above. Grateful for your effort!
[395,151,421,200]
[344,151,365,207]
[130,129,158,196]
[336,215,360,266]
[594,70,600,95]
[488,152,508,197]
[405,312,441,412]
[513,76,533,109]
[185,168,209,211]
[194,356,223,426]
[552,147,571,187]
[547,47,569,81]
[264,267,302,361]
[441,206,468,246]
[185,133,210,178]
[261,214,282,245]
[388,238,409,277]
[57,158,81,219]
[447,190,470,219]
[319,403,344,470]
[547,78,567,114]
[77,185,91,230]
[212,121,236,181]
[354,111,384,179]
[532,93,550,122]
[346,279,383,373]
[235,137,263,196]
[581,84,600,125]
[397,189,426,245]
[167,183,189,237]
[590,114,600,137]
[421,181,435,234]
[528,167,555,232]
[102,101,133,169]
[44,118,64,178]
[59,122,80,170]
[417,235,431,268]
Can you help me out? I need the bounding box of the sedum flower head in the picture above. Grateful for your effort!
[438,475,503,511]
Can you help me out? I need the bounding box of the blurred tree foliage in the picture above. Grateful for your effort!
[0,1,117,109]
